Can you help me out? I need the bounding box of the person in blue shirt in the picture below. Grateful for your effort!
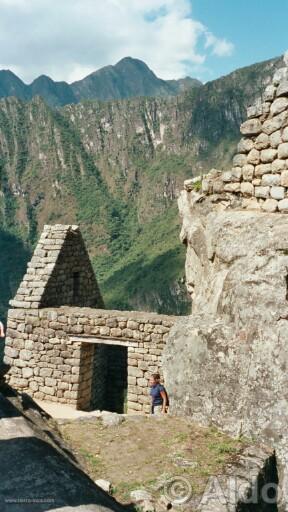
[149,373,169,415]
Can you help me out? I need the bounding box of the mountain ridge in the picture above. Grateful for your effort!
[0,54,283,321]
[0,57,202,107]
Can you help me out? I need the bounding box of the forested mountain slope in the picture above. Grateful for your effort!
[0,56,282,319]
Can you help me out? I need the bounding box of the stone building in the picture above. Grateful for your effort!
[4,225,176,413]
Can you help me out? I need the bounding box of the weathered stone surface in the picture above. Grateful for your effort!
[278,142,288,159]
[278,198,288,212]
[261,174,280,187]
[283,126,288,142]
[240,118,262,136]
[232,153,247,167]
[130,490,153,503]
[95,479,112,494]
[222,168,241,182]
[254,132,270,150]
[223,182,240,193]
[281,170,288,187]
[277,80,288,97]
[270,129,282,148]
[237,138,254,153]
[0,392,124,511]
[212,177,224,193]
[263,84,276,102]
[165,193,288,503]
[247,148,260,165]
[272,66,288,85]
[254,163,272,176]
[272,158,286,173]
[101,412,124,427]
[240,182,253,197]
[270,186,285,200]
[242,164,254,180]
[260,148,277,163]
[261,198,278,212]
[262,111,288,134]
[247,100,263,118]
[254,186,270,198]
[270,97,288,115]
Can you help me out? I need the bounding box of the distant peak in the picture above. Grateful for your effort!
[32,74,53,84]
[115,57,150,69]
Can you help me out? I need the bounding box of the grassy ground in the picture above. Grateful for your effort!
[59,415,250,505]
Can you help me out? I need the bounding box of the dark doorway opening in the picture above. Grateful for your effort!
[90,344,128,413]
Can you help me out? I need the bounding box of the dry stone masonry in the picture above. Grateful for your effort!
[4,225,176,413]
[10,224,104,309]
[185,51,288,214]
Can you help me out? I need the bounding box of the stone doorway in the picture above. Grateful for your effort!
[90,344,128,413]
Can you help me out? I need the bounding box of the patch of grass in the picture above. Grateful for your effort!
[208,441,239,455]
[79,448,104,472]
[192,179,202,192]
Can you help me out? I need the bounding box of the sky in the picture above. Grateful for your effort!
[0,0,287,84]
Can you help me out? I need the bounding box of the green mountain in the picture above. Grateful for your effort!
[0,58,202,107]
[71,57,202,101]
[0,55,282,321]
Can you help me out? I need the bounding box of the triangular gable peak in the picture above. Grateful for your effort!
[10,224,104,309]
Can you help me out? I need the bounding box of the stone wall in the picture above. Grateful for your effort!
[186,52,288,214]
[4,307,176,413]
[10,224,104,309]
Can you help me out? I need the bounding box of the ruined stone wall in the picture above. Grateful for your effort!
[10,225,104,309]
[186,54,288,214]
[4,307,175,413]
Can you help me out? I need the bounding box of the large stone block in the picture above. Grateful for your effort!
[247,149,260,165]
[254,186,270,198]
[270,97,288,115]
[261,199,278,212]
[270,186,285,200]
[278,143,288,159]
[261,174,280,187]
[242,164,254,181]
[240,119,262,135]
[280,170,288,187]
[278,198,288,212]
[254,132,270,150]
[237,138,254,153]
[260,149,277,163]
[262,111,288,135]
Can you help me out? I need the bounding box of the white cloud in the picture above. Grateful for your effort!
[0,0,234,82]
[205,32,234,57]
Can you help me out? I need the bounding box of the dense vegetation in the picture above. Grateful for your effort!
[0,55,282,321]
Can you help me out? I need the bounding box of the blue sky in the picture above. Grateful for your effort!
[191,0,288,81]
[0,0,287,83]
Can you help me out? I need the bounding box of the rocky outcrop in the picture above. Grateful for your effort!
[163,52,288,510]
[0,387,124,511]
